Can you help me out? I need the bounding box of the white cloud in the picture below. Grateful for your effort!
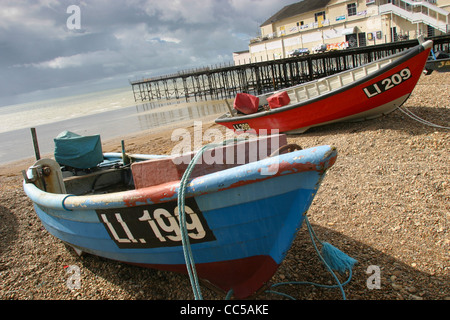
[0,1,91,41]
[0,0,296,103]
[160,37,181,44]
[0,5,54,31]
[146,36,181,44]
[139,0,217,24]
[22,50,121,69]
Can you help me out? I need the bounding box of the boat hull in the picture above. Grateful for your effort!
[25,145,337,298]
[216,42,432,134]
[425,58,450,74]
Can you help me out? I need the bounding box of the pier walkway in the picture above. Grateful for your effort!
[130,35,449,103]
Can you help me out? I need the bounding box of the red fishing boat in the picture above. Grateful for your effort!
[215,39,433,134]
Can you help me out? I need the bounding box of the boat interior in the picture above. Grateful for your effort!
[28,134,290,196]
[225,49,405,118]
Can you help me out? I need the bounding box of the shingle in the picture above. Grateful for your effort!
[260,0,332,27]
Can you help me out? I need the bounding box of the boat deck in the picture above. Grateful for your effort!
[222,54,402,121]
[284,57,396,104]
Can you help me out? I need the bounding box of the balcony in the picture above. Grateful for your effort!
[379,0,449,33]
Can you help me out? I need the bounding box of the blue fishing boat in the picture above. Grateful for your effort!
[425,50,450,74]
[23,133,337,299]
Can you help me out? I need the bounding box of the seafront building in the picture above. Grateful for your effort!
[234,0,450,65]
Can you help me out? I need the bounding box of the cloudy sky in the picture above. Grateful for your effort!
[0,0,297,106]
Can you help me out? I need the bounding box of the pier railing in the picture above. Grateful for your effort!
[130,34,450,103]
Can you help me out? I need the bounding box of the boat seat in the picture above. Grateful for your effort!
[132,157,181,189]
[132,134,288,189]
[63,167,132,195]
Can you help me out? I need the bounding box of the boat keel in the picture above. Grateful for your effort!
[131,255,278,299]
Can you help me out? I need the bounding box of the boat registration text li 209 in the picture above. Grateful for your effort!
[363,67,412,98]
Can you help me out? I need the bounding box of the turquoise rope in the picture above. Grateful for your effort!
[267,215,354,300]
[178,144,211,300]
[177,140,354,300]
[177,139,245,300]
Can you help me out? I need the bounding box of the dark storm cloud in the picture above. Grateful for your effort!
[0,0,296,105]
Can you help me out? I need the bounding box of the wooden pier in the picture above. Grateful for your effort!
[130,35,450,103]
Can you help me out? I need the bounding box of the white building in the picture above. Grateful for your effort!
[239,0,449,63]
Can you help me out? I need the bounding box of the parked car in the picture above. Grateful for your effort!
[290,48,310,57]
[312,44,328,53]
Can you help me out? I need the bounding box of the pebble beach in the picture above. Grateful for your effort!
[0,72,448,301]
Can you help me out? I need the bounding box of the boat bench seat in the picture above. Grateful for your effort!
[64,167,131,195]
[132,134,288,189]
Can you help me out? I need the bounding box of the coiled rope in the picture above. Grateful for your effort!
[398,106,450,129]
[266,215,356,300]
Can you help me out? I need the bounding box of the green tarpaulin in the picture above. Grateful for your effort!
[54,131,103,169]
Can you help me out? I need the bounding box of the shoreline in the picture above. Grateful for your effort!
[1,72,449,300]
[0,98,229,166]
[0,112,224,177]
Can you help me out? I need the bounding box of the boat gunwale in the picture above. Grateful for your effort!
[23,145,337,211]
[215,40,433,123]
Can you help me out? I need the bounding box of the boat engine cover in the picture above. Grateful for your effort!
[54,131,103,169]
[267,91,290,109]
[234,93,259,115]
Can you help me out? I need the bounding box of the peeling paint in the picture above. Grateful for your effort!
[24,145,337,212]
[23,144,339,299]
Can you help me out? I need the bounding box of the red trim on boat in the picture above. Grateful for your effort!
[130,255,279,299]
[216,45,432,134]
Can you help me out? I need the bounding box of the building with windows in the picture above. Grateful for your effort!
[235,0,449,64]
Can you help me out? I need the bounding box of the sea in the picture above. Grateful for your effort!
[0,86,229,165]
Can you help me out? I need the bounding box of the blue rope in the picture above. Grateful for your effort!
[267,215,356,300]
[431,48,437,60]
[225,289,234,300]
[177,139,244,300]
[178,144,211,300]
[177,140,356,300]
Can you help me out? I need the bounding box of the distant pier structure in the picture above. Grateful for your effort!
[130,35,449,103]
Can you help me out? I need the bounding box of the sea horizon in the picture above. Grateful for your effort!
[0,86,228,165]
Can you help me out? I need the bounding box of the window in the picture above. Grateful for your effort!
[358,33,367,47]
[347,3,357,17]
[314,11,326,22]
[391,27,398,42]
[427,25,435,37]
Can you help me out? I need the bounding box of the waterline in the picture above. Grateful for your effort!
[0,98,228,165]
